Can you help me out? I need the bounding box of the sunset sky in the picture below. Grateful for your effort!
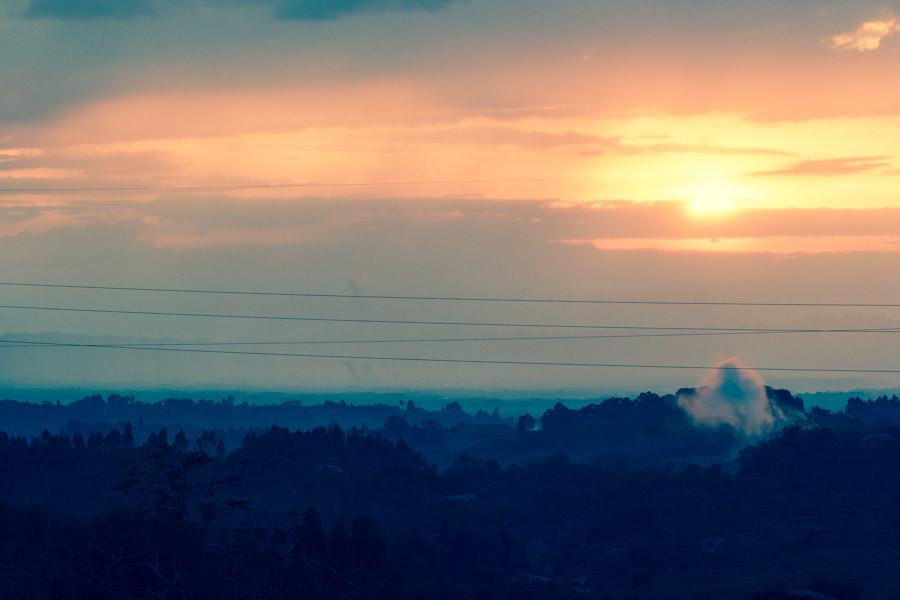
[2,0,900,394]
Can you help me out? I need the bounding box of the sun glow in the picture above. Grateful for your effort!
[684,179,743,214]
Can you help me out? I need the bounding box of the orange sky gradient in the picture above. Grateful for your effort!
[3,0,900,390]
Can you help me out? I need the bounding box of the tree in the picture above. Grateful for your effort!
[123,423,135,447]
[442,401,464,416]
[174,429,189,450]
[294,507,326,559]
[516,413,536,432]
[350,515,384,570]
[326,518,351,571]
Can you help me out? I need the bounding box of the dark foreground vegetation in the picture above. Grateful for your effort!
[2,389,900,598]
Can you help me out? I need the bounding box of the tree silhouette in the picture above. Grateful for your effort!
[516,413,536,432]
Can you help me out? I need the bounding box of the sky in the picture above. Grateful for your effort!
[2,0,900,394]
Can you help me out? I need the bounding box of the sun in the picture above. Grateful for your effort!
[683,179,742,214]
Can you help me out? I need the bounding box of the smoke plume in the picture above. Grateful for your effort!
[678,358,782,436]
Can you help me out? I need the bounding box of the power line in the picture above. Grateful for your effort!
[2,303,900,332]
[0,174,633,195]
[0,281,897,308]
[2,327,900,349]
[1,338,899,375]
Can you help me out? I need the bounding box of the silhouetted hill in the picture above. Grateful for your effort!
[3,417,900,598]
[4,386,900,597]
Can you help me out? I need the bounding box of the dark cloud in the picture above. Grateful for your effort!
[24,0,157,20]
[275,0,459,21]
[21,0,460,21]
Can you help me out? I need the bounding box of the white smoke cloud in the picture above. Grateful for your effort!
[678,358,782,436]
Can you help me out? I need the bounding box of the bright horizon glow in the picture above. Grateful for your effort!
[683,179,744,214]
[575,235,900,254]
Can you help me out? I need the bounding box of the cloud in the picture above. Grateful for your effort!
[555,202,900,254]
[575,235,900,254]
[275,0,460,21]
[621,142,794,157]
[0,148,180,177]
[412,126,792,157]
[5,1,900,123]
[22,0,461,21]
[24,0,157,19]
[751,156,891,177]
[829,16,900,52]
[677,359,780,436]
[412,126,621,153]
[8,189,900,252]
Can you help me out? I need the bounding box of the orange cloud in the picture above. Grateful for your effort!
[5,194,900,253]
[570,236,900,254]
[829,16,900,52]
[751,156,892,177]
